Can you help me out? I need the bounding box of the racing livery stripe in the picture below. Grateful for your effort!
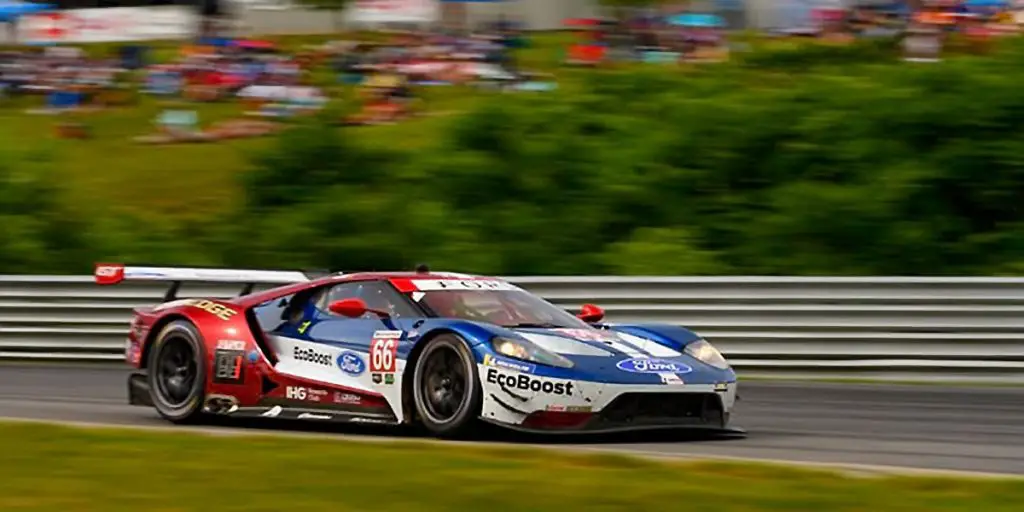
[592,337,649,358]
[613,332,683,358]
[517,333,619,357]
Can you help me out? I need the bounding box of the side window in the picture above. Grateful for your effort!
[314,282,362,310]
[315,281,418,319]
[253,293,296,332]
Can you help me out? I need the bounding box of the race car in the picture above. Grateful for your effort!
[99,263,740,437]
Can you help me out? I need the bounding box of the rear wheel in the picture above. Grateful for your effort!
[412,334,482,438]
[147,320,206,423]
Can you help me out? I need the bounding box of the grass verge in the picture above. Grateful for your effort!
[0,422,1022,511]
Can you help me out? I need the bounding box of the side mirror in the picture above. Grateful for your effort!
[328,298,368,318]
[577,303,604,323]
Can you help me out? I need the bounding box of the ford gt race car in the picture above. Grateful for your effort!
[99,264,740,438]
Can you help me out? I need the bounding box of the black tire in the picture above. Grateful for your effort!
[411,334,482,438]
[147,320,206,424]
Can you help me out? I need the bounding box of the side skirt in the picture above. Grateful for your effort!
[129,371,400,426]
[211,404,400,426]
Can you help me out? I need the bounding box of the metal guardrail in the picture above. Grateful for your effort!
[2,275,1023,381]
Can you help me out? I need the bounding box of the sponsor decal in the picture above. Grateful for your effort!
[285,386,328,402]
[369,373,395,385]
[370,331,400,373]
[661,373,685,386]
[411,279,519,291]
[615,358,693,374]
[483,354,535,374]
[125,271,169,279]
[297,413,331,420]
[293,345,332,366]
[349,417,389,424]
[333,392,361,405]
[217,340,246,351]
[247,350,260,363]
[546,405,592,413]
[337,351,366,376]
[485,368,574,396]
[714,382,729,392]
[185,299,237,321]
[213,348,245,384]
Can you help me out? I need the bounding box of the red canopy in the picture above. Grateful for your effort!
[564,18,600,27]
[233,39,275,50]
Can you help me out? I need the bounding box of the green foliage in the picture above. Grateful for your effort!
[292,0,351,11]
[0,151,91,273]
[738,37,902,72]
[7,39,1024,276]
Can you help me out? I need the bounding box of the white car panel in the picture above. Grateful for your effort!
[268,335,407,422]
[477,363,737,429]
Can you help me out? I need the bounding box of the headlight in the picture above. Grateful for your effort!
[685,339,730,370]
[490,336,574,369]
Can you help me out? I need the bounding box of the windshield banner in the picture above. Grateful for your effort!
[409,279,520,291]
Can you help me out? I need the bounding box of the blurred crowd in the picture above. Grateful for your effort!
[562,0,1023,65]
[2,0,1023,142]
[0,22,557,140]
[0,46,130,107]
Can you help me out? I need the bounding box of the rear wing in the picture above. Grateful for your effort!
[94,263,316,302]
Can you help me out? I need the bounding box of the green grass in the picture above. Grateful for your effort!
[0,422,1022,511]
[1,96,254,217]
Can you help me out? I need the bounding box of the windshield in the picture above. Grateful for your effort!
[414,289,590,329]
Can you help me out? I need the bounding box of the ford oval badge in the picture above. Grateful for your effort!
[615,358,692,374]
[337,351,366,376]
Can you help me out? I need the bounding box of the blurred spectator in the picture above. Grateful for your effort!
[1,46,130,112]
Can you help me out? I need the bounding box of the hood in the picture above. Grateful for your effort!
[508,327,728,385]
[512,327,685,359]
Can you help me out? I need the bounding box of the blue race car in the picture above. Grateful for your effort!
[108,265,739,438]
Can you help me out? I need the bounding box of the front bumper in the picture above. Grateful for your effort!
[478,364,738,433]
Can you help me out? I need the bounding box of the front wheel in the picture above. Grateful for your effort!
[147,320,206,423]
[411,334,482,438]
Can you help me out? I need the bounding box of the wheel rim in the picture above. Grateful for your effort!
[155,336,197,408]
[419,345,468,424]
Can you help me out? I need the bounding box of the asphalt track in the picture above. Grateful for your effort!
[2,364,1023,476]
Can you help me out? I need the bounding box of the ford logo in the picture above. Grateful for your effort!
[337,351,366,376]
[616,358,692,374]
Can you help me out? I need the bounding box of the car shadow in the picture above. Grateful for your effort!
[198,415,746,446]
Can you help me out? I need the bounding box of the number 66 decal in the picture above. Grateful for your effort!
[370,331,401,373]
